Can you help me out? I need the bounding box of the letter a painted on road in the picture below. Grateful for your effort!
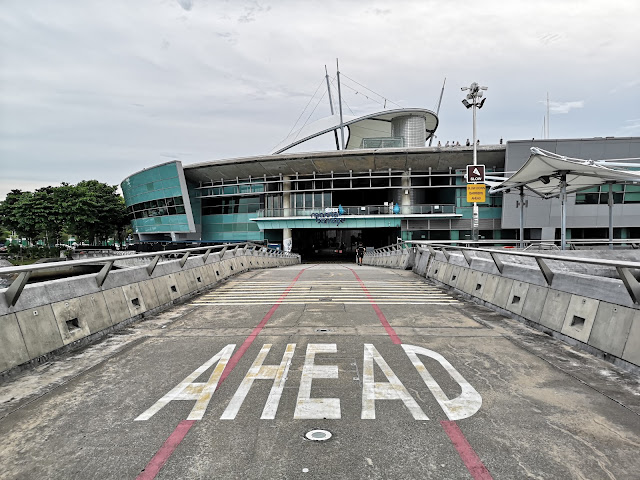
[361,344,428,420]
[135,344,236,421]
[220,344,296,420]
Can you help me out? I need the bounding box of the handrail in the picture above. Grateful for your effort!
[0,242,298,307]
[416,243,640,305]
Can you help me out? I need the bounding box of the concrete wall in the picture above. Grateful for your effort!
[0,249,299,376]
[362,249,414,270]
[416,248,640,371]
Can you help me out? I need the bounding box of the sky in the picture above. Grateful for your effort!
[1,0,639,200]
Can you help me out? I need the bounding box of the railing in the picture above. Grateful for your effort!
[394,241,640,305]
[257,204,456,217]
[0,242,297,308]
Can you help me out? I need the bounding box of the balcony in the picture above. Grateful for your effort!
[256,204,456,218]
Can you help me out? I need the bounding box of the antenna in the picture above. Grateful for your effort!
[429,77,446,146]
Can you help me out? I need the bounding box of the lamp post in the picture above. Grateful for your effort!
[461,82,487,244]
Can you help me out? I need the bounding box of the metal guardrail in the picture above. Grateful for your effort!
[0,242,297,308]
[367,239,640,304]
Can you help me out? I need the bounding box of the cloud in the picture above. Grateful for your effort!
[176,0,193,11]
[547,100,585,114]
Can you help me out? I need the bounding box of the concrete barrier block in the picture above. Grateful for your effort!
[51,297,92,345]
[480,274,500,303]
[40,274,101,304]
[437,262,448,282]
[446,265,461,287]
[427,260,439,278]
[539,290,572,331]
[213,262,225,281]
[150,276,174,306]
[560,295,600,343]
[175,270,198,296]
[492,277,515,309]
[122,283,147,317]
[506,281,530,316]
[0,313,30,372]
[102,287,132,325]
[588,302,635,357]
[15,305,64,359]
[455,268,469,292]
[470,271,488,298]
[165,273,183,301]
[79,292,113,333]
[622,311,640,366]
[0,282,53,316]
[460,269,478,295]
[520,285,549,323]
[138,279,161,311]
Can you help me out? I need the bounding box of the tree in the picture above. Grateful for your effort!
[64,180,128,245]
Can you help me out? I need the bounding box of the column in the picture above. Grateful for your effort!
[282,176,292,253]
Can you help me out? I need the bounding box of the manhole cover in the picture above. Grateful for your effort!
[305,429,332,442]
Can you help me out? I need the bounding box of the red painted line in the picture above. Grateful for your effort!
[136,265,311,480]
[136,420,195,480]
[345,267,401,344]
[441,421,494,480]
[346,265,492,480]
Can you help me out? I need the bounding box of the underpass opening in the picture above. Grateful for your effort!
[292,227,400,262]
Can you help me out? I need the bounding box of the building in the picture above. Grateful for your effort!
[120,106,640,257]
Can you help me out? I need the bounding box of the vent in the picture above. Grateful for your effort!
[476,283,482,291]
[170,285,177,293]
[66,318,80,331]
[131,297,140,307]
[216,271,220,276]
[451,275,457,281]
[197,277,202,283]
[230,265,234,271]
[511,295,521,305]
[571,315,586,329]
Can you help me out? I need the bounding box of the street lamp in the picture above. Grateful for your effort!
[461,82,488,244]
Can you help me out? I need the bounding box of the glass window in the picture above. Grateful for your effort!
[304,193,312,208]
[176,205,186,214]
[314,193,322,209]
[323,192,331,208]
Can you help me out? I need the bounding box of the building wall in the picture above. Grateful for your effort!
[121,161,196,238]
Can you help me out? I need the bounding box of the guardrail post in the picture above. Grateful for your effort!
[489,252,504,273]
[146,255,161,276]
[4,271,31,307]
[202,248,212,263]
[427,246,437,257]
[441,248,450,262]
[232,245,240,256]
[616,267,640,305]
[179,252,190,268]
[96,260,114,287]
[219,246,229,257]
[461,249,473,266]
[535,257,554,285]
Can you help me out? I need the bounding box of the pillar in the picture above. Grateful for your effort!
[401,170,412,215]
[283,176,292,252]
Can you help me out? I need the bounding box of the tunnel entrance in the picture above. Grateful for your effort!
[292,228,400,262]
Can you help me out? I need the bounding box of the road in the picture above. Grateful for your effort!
[1,264,639,479]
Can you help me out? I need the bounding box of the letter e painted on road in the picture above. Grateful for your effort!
[135,344,236,422]
[221,344,296,420]
[403,344,482,420]
[361,344,428,420]
[294,344,341,419]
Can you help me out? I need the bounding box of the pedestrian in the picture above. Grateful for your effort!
[356,243,366,266]
[466,139,470,146]
[445,141,450,147]
[437,141,441,147]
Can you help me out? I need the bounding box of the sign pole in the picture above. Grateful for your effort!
[472,97,479,245]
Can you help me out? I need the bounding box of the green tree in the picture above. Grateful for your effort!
[0,189,25,236]
[64,180,128,245]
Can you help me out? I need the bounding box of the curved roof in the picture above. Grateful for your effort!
[270,108,438,154]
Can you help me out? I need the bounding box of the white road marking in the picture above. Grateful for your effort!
[294,344,341,419]
[134,344,235,421]
[220,344,296,420]
[361,344,429,420]
[403,344,482,421]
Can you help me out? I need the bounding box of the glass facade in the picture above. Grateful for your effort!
[121,161,193,234]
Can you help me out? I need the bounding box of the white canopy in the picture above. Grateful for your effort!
[489,147,640,198]
[270,108,438,155]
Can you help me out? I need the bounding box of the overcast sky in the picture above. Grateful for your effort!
[1,0,639,200]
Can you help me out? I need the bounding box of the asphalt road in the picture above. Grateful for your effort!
[1,264,639,479]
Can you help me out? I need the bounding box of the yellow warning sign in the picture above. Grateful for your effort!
[466,184,486,203]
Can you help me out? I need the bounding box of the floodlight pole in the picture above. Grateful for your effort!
[461,82,486,245]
